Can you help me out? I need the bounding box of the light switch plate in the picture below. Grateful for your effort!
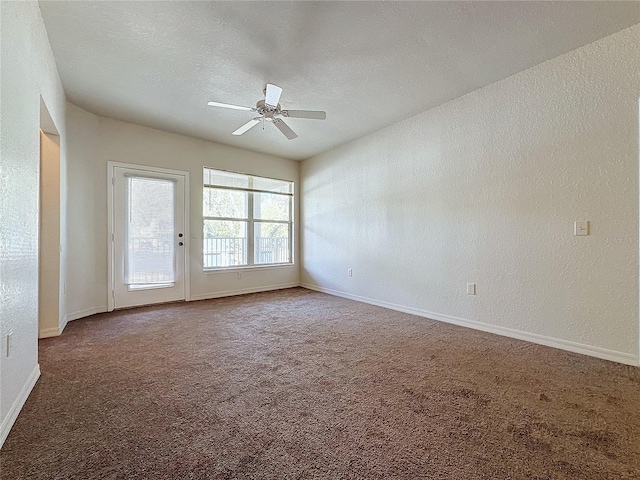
[574,221,589,236]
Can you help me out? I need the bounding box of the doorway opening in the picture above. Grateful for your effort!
[38,98,63,338]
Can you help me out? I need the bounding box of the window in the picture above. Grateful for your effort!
[203,168,293,269]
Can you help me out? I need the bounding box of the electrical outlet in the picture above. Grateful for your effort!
[466,283,476,295]
[348,268,353,277]
[237,271,242,280]
[574,221,589,236]
[6,332,13,357]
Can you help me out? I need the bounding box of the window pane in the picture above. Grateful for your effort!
[255,222,290,264]
[202,168,294,269]
[126,177,175,285]
[203,220,247,267]
[204,169,249,189]
[204,187,247,219]
[254,192,290,221]
[252,176,292,194]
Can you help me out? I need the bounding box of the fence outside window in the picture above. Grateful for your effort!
[204,236,289,268]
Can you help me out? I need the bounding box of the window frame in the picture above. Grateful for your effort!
[203,168,294,270]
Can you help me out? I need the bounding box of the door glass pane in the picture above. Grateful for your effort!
[253,192,290,221]
[126,176,175,285]
[203,220,247,267]
[255,222,290,264]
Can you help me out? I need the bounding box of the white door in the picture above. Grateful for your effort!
[109,164,188,309]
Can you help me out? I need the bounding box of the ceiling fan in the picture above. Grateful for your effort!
[207,84,326,140]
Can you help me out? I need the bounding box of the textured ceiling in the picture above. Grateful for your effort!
[39,1,640,160]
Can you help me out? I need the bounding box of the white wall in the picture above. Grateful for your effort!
[64,104,101,319]
[0,1,67,446]
[65,105,300,318]
[301,25,640,365]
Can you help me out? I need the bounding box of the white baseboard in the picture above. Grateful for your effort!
[38,327,60,339]
[0,364,40,449]
[301,283,639,367]
[190,283,300,302]
[66,306,107,322]
[40,306,107,338]
[58,314,68,334]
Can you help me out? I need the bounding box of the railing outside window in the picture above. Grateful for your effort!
[256,237,289,264]
[204,237,289,268]
[203,237,246,268]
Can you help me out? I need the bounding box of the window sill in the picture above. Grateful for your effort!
[203,263,295,274]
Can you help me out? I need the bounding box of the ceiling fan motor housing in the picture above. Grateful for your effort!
[256,99,280,118]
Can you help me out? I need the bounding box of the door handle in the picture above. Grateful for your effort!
[179,242,184,246]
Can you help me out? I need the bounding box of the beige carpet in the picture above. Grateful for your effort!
[2,287,639,479]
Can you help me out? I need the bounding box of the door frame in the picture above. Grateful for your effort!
[107,161,190,311]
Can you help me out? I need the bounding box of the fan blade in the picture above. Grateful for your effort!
[232,118,261,136]
[281,109,326,120]
[208,101,254,112]
[265,84,283,107]
[273,118,298,140]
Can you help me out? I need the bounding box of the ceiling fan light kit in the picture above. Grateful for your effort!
[207,83,326,140]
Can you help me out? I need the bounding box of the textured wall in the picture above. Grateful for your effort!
[64,104,101,319]
[65,105,300,316]
[301,25,640,364]
[0,1,67,445]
